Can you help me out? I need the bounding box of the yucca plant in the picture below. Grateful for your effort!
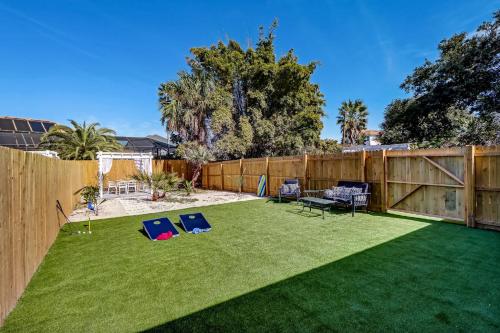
[183,180,193,196]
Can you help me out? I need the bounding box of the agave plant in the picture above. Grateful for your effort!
[131,171,181,201]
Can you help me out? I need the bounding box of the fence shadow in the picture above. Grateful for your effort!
[140,221,500,332]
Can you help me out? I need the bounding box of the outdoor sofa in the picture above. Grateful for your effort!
[322,181,370,216]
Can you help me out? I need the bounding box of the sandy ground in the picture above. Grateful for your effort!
[69,190,260,222]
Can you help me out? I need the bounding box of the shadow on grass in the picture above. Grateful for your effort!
[141,220,500,332]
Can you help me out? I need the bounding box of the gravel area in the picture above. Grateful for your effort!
[69,190,260,222]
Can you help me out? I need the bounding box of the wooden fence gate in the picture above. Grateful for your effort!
[385,148,468,222]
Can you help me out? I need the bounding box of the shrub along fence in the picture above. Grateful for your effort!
[202,145,500,230]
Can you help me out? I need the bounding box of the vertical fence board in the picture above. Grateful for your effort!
[474,145,500,229]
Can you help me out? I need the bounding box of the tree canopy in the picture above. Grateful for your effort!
[380,11,500,147]
[159,21,326,159]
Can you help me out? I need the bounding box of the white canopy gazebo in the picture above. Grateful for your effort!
[97,152,153,198]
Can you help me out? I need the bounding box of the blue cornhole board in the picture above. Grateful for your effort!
[179,213,211,233]
[143,217,179,240]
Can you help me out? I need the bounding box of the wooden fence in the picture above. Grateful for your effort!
[202,146,500,229]
[1,145,499,325]
[0,148,87,325]
[78,160,191,186]
[0,154,191,325]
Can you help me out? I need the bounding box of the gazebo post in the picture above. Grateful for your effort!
[98,153,104,199]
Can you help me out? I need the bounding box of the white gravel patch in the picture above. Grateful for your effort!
[69,190,260,222]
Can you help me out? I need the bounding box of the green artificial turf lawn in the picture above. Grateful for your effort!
[2,199,500,332]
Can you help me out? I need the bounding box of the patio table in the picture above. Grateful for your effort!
[299,197,333,219]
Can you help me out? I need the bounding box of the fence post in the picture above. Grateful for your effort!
[381,150,387,212]
[383,149,389,212]
[464,145,476,227]
[360,150,366,182]
[303,153,308,190]
[239,158,243,193]
[265,157,270,196]
[220,163,224,191]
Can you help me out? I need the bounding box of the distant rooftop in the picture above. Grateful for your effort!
[0,117,176,158]
[0,116,56,150]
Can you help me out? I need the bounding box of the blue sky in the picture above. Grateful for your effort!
[0,0,498,139]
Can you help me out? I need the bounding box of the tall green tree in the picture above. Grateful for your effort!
[159,21,325,159]
[381,11,500,147]
[158,70,223,145]
[40,120,121,160]
[336,99,368,145]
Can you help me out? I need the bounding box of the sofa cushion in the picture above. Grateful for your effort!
[281,183,299,194]
[337,181,369,193]
[284,179,299,185]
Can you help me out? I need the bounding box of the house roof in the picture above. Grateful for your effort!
[0,116,57,150]
[362,129,382,136]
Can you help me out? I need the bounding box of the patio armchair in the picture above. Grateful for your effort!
[127,181,137,193]
[278,179,301,203]
[107,181,117,195]
[323,181,370,216]
[118,181,128,195]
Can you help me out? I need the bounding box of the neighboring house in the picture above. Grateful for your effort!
[343,143,410,152]
[115,135,176,159]
[0,116,176,159]
[0,116,56,150]
[363,129,382,146]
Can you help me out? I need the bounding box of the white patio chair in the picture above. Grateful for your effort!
[127,180,137,193]
[118,181,128,195]
[107,181,117,195]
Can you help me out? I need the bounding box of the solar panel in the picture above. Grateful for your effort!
[179,213,211,233]
[0,132,18,145]
[14,120,31,132]
[21,133,33,146]
[29,121,45,132]
[24,133,42,145]
[0,119,15,131]
[15,133,27,146]
[42,122,54,131]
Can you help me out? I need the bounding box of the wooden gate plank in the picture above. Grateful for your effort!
[422,156,464,185]
[390,184,423,208]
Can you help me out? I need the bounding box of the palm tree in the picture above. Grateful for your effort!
[40,120,121,160]
[177,141,214,188]
[336,99,368,145]
[158,70,215,145]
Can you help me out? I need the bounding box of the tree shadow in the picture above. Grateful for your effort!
[140,222,500,332]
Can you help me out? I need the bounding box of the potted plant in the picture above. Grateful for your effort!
[76,185,100,215]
